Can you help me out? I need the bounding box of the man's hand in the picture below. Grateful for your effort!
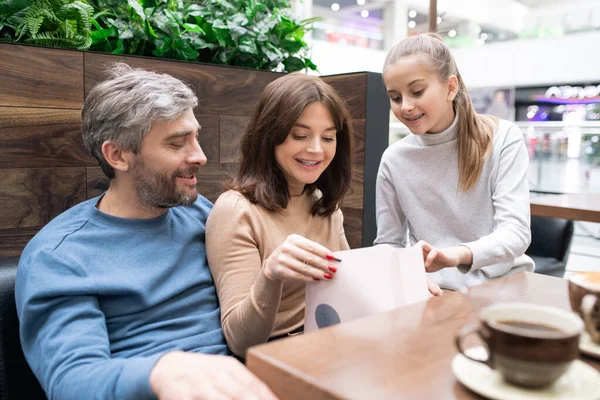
[414,241,473,273]
[150,351,278,400]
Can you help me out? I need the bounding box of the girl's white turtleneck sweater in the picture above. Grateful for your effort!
[375,115,534,290]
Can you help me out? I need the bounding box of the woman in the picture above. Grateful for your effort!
[206,74,354,357]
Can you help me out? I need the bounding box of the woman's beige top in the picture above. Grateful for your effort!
[206,189,350,356]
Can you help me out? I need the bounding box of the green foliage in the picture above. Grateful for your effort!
[1,0,319,72]
[2,0,94,49]
[0,0,30,41]
[88,0,318,72]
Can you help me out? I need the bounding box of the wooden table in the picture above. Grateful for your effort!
[530,193,600,223]
[247,273,600,399]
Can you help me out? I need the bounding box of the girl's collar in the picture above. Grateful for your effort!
[414,112,459,146]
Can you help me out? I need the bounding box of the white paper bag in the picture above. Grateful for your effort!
[304,244,429,332]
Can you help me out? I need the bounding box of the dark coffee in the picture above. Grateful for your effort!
[496,319,563,333]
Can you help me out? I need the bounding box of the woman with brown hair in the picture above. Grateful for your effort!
[206,74,353,357]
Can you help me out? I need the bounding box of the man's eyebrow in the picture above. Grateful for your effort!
[163,128,201,141]
[293,123,336,131]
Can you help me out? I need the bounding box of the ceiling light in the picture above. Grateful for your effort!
[408,10,417,18]
[361,9,369,18]
[408,20,416,28]
[331,2,340,11]
[480,33,488,40]
[437,16,442,24]
[448,29,456,38]
[357,0,365,5]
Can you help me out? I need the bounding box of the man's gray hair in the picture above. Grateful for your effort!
[82,63,198,178]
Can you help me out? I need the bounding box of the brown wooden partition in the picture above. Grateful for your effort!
[0,42,389,256]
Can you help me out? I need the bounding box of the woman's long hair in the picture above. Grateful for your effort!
[231,74,354,216]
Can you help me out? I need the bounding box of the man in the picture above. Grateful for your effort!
[15,64,276,400]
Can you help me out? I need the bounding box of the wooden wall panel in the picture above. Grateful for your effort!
[0,43,378,255]
[341,207,363,250]
[196,114,220,164]
[86,167,109,199]
[0,107,93,168]
[0,168,87,229]
[0,44,84,109]
[84,53,281,116]
[0,228,41,257]
[351,119,365,166]
[197,164,237,203]
[321,73,367,120]
[341,166,364,249]
[219,115,250,163]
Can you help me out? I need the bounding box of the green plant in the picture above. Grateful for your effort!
[0,0,29,41]
[3,0,94,49]
[89,0,319,72]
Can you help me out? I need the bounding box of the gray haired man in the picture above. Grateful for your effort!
[15,64,277,400]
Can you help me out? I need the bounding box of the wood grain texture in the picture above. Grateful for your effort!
[342,165,364,249]
[84,52,281,116]
[219,115,250,163]
[321,73,367,120]
[0,43,83,109]
[0,227,41,257]
[0,168,87,229]
[247,273,600,399]
[196,114,220,164]
[86,164,236,204]
[197,163,237,203]
[86,167,109,199]
[350,119,365,165]
[0,107,93,168]
[341,206,362,249]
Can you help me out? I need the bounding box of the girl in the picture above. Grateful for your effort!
[206,74,353,357]
[375,33,534,291]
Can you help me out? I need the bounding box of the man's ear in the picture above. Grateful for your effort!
[447,75,459,101]
[101,141,132,173]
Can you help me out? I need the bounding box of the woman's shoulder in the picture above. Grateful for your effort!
[213,190,254,213]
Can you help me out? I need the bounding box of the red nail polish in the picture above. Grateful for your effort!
[324,273,333,279]
[326,254,335,261]
[328,266,337,273]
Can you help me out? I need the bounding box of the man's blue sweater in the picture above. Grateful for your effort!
[15,195,229,400]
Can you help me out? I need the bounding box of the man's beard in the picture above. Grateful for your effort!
[132,159,198,208]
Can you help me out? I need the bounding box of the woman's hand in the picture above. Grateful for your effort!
[415,241,473,273]
[263,234,338,282]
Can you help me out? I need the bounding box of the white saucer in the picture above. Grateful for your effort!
[580,331,600,359]
[452,347,600,400]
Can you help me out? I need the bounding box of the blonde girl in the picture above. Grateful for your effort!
[375,33,533,291]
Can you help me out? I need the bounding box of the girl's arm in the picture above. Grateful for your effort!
[374,159,408,247]
[460,124,531,274]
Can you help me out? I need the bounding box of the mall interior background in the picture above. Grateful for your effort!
[292,0,600,272]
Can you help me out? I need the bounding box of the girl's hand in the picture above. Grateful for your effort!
[263,234,338,282]
[415,241,473,273]
[427,278,444,297]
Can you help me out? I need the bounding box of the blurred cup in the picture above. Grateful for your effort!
[569,272,600,343]
[455,302,583,388]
